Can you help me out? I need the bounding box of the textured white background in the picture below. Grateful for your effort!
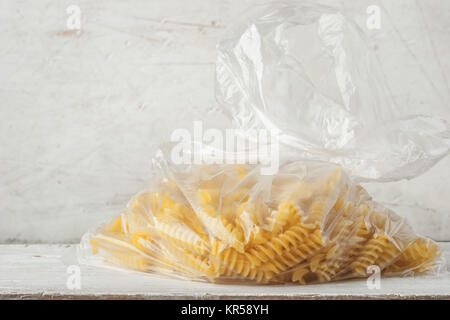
[0,0,449,243]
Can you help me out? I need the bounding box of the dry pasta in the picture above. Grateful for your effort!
[79,161,444,284]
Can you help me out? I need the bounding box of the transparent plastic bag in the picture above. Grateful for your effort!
[215,1,449,181]
[79,153,444,284]
[78,1,448,284]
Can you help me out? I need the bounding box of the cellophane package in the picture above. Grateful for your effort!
[78,1,449,284]
[79,154,445,284]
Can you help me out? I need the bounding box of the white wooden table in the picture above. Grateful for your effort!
[1,243,449,299]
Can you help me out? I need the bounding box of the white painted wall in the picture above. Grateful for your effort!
[0,0,449,243]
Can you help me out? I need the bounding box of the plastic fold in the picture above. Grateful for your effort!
[215,2,449,181]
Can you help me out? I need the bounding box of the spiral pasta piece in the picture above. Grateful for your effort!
[197,190,245,252]
[155,220,210,255]
[350,234,400,276]
[385,238,440,274]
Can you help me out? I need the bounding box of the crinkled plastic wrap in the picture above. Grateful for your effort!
[79,154,445,284]
[215,1,449,181]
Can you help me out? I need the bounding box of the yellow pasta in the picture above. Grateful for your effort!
[197,190,245,252]
[155,220,210,255]
[83,162,442,284]
[385,238,440,274]
[351,234,400,276]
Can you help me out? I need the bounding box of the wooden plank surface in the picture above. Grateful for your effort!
[0,243,449,300]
